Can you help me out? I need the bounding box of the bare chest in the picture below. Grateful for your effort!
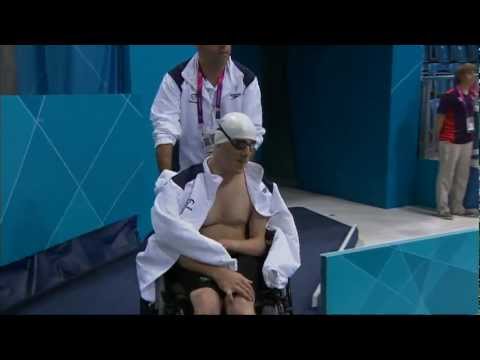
[204,175,252,227]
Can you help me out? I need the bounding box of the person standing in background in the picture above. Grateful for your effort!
[0,45,17,94]
[150,45,265,172]
[436,63,479,219]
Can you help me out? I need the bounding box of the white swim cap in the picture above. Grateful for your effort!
[214,112,257,145]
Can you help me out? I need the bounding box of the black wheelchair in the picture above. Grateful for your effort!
[140,231,294,315]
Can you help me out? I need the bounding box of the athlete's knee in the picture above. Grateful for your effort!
[190,288,222,315]
[226,296,256,315]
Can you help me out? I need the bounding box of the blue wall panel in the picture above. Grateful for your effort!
[128,45,195,238]
[0,95,152,265]
[232,46,263,84]
[386,46,424,207]
[287,45,476,210]
[287,46,393,207]
[129,45,195,115]
[15,45,131,95]
[1,45,196,265]
[323,229,479,314]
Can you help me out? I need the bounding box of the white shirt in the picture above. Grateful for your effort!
[136,158,301,302]
[150,53,265,170]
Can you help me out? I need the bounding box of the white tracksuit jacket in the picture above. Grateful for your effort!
[150,52,265,170]
[136,158,301,302]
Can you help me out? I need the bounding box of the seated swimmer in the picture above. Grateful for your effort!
[137,112,300,315]
[172,112,268,315]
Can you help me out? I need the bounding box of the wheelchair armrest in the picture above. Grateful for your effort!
[260,287,286,303]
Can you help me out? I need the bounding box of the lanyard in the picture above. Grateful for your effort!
[196,66,225,126]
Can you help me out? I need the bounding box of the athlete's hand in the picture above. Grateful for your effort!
[211,268,255,302]
[217,239,234,251]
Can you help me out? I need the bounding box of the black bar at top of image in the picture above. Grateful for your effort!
[1,20,479,44]
[3,2,478,43]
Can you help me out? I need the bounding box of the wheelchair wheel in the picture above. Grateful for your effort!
[284,283,294,315]
[161,291,191,315]
[257,286,293,315]
[261,305,280,315]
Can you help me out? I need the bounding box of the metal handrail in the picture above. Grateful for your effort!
[422,74,455,80]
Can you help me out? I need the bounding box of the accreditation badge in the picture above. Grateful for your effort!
[466,116,475,132]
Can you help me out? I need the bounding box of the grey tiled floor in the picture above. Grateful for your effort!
[280,187,478,248]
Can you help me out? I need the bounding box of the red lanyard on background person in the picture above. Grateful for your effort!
[196,65,225,126]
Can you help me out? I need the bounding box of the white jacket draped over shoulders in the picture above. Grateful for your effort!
[136,158,300,302]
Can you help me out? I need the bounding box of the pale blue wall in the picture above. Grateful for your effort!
[0,45,195,265]
[0,94,150,265]
[322,229,479,314]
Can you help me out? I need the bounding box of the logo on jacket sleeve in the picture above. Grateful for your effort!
[184,198,195,211]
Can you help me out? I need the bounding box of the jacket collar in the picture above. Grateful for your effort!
[182,53,238,97]
[202,157,223,200]
[202,157,265,200]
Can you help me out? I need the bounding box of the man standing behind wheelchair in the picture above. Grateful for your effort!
[137,113,300,315]
[151,45,265,172]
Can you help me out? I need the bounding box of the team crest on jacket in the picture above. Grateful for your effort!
[185,198,195,211]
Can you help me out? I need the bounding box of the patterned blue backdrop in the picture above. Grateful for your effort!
[322,229,479,314]
[14,45,130,94]
[0,45,195,265]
